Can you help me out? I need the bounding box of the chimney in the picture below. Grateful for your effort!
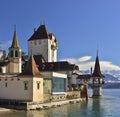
[90,67,93,75]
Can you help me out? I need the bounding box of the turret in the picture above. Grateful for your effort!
[89,51,105,97]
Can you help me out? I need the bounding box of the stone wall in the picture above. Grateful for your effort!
[66,91,81,99]
[44,94,52,102]
[43,91,81,102]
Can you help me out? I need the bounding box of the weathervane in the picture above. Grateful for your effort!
[40,18,45,25]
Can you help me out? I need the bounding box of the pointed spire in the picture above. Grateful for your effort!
[14,24,16,32]
[10,25,20,49]
[22,55,42,76]
[92,52,104,77]
[97,49,98,57]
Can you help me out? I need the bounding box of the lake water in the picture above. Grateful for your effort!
[0,89,120,117]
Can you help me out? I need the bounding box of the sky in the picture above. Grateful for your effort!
[0,0,120,71]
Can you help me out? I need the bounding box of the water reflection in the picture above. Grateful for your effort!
[91,98,104,117]
[25,102,90,117]
[0,100,104,117]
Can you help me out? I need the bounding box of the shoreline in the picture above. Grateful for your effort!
[0,98,87,111]
[27,98,87,111]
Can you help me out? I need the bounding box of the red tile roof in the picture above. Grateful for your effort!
[21,56,43,77]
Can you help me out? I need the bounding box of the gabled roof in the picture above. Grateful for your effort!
[33,55,46,70]
[21,56,42,77]
[92,53,104,77]
[10,29,21,49]
[28,25,50,41]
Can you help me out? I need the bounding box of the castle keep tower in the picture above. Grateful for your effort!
[90,52,104,97]
[28,24,58,62]
[8,27,22,73]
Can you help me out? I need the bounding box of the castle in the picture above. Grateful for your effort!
[0,24,104,104]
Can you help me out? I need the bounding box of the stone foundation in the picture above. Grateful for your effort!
[43,91,80,102]
[0,91,84,111]
[27,98,86,111]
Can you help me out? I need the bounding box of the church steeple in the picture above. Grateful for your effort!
[92,51,104,77]
[8,26,22,73]
[9,25,21,58]
[10,25,20,49]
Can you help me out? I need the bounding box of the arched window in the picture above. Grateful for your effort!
[11,51,14,57]
[15,50,18,57]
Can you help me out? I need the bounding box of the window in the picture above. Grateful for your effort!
[34,40,37,45]
[15,50,18,57]
[52,78,66,92]
[11,78,14,81]
[31,49,32,55]
[11,51,13,57]
[17,78,20,81]
[39,40,41,44]
[5,83,7,87]
[24,81,28,90]
[37,81,40,90]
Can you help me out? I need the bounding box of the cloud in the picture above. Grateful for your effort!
[100,61,120,71]
[78,56,92,62]
[61,56,92,64]
[60,56,120,71]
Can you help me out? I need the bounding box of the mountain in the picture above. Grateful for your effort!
[82,70,120,89]
[103,70,120,82]
[103,70,120,89]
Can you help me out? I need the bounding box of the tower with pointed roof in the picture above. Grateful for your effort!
[90,52,105,97]
[8,26,22,73]
[28,24,58,62]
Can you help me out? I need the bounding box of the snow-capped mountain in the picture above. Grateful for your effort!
[82,70,120,82]
[102,70,120,82]
[82,70,120,88]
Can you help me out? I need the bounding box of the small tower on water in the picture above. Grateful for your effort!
[90,52,105,97]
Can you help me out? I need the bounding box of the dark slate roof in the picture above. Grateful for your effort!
[28,25,50,41]
[10,30,21,49]
[92,55,104,77]
[38,61,79,72]
[33,55,46,64]
[21,56,42,77]
[33,55,46,70]
[77,74,91,79]
[23,55,79,72]
[0,60,9,67]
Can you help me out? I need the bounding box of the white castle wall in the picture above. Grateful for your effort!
[0,76,43,102]
[28,38,57,62]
